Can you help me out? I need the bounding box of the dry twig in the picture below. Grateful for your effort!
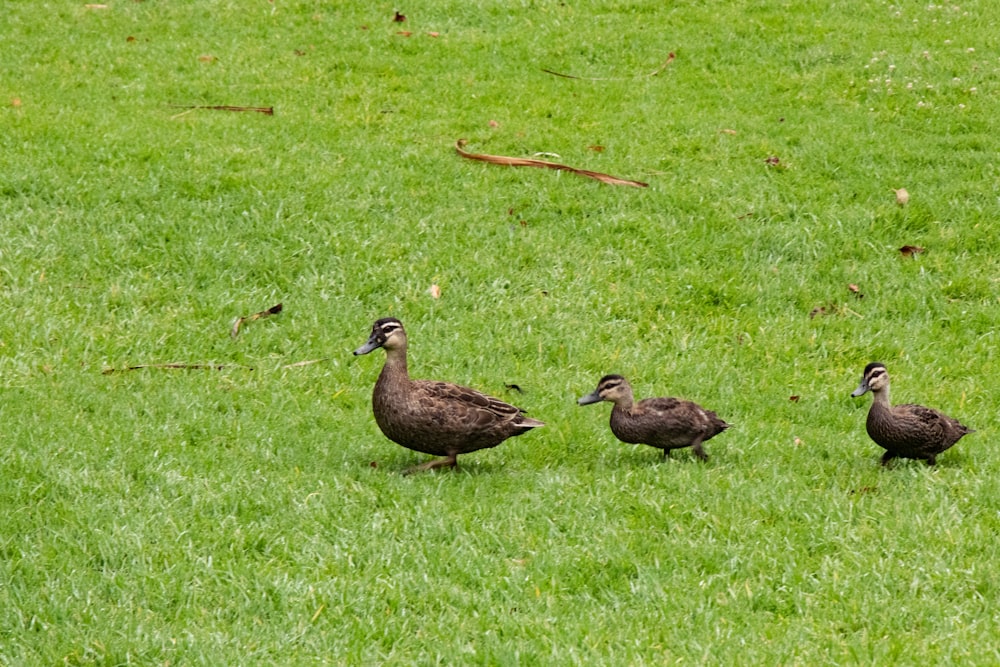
[455,140,648,188]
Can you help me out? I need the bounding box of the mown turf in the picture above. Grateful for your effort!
[2,1,998,664]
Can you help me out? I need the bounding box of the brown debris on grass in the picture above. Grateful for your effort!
[170,105,274,115]
[455,140,648,188]
[102,363,254,375]
[231,303,283,338]
[542,52,675,81]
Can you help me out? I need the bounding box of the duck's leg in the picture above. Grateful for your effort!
[403,453,459,475]
[880,451,897,467]
[691,439,709,462]
[924,454,937,466]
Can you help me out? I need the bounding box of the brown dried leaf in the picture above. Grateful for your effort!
[428,284,441,299]
[170,104,273,115]
[720,128,737,135]
[11,98,22,108]
[899,245,925,258]
[789,395,801,402]
[765,156,781,166]
[809,305,827,319]
[231,303,283,338]
[894,188,909,206]
[587,145,605,152]
[543,52,674,81]
[393,10,406,22]
[198,54,217,63]
[396,31,412,37]
[848,284,864,299]
[455,140,648,188]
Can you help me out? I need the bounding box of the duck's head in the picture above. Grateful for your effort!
[354,317,407,355]
[578,374,634,406]
[851,362,889,397]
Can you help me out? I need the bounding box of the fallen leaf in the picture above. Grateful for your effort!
[393,10,406,22]
[455,139,648,188]
[720,128,737,135]
[543,52,674,80]
[765,156,781,166]
[231,303,283,338]
[126,36,137,43]
[427,31,440,38]
[489,119,500,128]
[370,461,378,468]
[396,31,412,37]
[848,284,864,299]
[84,4,109,8]
[587,145,605,152]
[428,284,441,299]
[894,187,909,206]
[899,245,925,258]
[794,437,803,446]
[11,98,21,108]
[789,395,800,402]
[170,104,274,115]
[198,54,217,63]
[809,305,827,319]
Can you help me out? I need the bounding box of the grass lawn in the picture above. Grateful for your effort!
[2,1,999,664]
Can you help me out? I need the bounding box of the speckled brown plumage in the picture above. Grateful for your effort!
[851,362,974,466]
[354,318,543,473]
[578,374,729,461]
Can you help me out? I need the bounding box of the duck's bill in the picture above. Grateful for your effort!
[353,338,381,356]
[850,381,869,397]
[577,391,602,405]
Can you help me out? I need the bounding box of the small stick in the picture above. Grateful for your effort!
[102,363,254,375]
[169,105,274,115]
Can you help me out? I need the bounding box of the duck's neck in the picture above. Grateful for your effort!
[871,387,891,409]
[379,346,409,380]
[612,391,636,413]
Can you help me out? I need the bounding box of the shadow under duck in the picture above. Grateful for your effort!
[578,374,729,461]
[353,317,544,474]
[851,362,974,466]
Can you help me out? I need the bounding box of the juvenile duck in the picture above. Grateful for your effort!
[578,374,729,461]
[851,362,974,466]
[353,318,544,474]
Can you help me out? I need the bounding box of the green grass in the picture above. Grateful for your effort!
[2,0,999,664]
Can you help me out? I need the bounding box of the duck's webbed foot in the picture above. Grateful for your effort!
[880,451,898,467]
[403,453,459,475]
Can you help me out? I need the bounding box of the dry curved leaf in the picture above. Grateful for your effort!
[543,52,675,81]
[455,140,648,188]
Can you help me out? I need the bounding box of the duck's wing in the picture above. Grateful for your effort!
[415,380,543,427]
[893,403,957,443]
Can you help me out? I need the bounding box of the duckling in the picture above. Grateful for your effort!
[851,362,974,466]
[353,318,544,474]
[578,374,729,461]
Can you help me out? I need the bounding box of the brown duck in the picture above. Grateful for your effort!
[353,318,544,474]
[578,374,729,461]
[851,362,974,465]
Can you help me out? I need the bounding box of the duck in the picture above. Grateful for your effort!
[578,374,729,461]
[353,317,544,474]
[851,362,974,466]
